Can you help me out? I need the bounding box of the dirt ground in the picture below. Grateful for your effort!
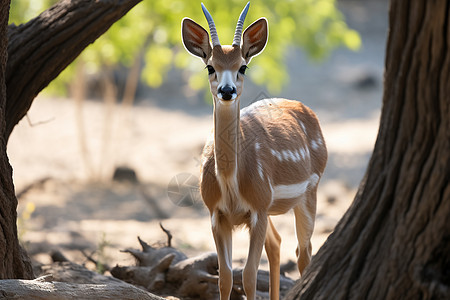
[8,0,388,294]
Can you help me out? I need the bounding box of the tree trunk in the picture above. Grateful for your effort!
[0,0,34,280]
[6,0,142,140]
[0,0,141,279]
[286,1,449,299]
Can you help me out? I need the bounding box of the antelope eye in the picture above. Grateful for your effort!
[238,65,248,75]
[206,65,215,75]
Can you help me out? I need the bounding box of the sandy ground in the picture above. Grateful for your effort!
[8,0,388,288]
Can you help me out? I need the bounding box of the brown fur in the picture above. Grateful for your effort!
[208,46,244,72]
[200,97,327,300]
[182,12,327,300]
[201,99,327,216]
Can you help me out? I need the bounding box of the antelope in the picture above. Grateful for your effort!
[182,2,327,299]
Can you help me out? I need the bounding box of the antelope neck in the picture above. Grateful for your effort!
[213,99,240,178]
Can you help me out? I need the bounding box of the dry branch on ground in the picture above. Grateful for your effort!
[1,226,295,299]
[111,227,296,299]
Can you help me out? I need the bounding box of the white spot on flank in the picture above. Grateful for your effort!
[294,150,302,161]
[273,174,320,199]
[271,149,283,161]
[255,143,264,179]
[268,178,274,206]
[299,148,306,160]
[318,134,324,144]
[273,149,306,162]
[309,173,319,187]
[282,150,290,161]
[273,181,309,199]
[292,150,298,161]
[300,121,307,135]
[276,151,283,161]
[256,158,264,179]
[311,140,320,150]
[305,147,311,160]
[288,150,300,162]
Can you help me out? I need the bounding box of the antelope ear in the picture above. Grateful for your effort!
[241,18,268,62]
[182,18,212,63]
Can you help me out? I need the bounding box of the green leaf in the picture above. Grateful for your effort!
[9,0,361,96]
[344,30,362,51]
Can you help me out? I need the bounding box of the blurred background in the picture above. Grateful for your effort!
[9,0,388,276]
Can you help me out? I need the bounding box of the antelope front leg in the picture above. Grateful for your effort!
[243,213,268,300]
[212,211,233,299]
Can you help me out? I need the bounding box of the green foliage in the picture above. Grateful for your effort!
[9,0,360,94]
[9,0,58,24]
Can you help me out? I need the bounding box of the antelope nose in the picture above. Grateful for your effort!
[218,85,236,100]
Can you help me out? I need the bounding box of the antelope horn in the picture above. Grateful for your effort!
[232,2,250,46]
[201,3,221,47]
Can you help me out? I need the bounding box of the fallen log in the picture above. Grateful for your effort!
[10,225,295,299]
[121,235,187,267]
[111,253,176,291]
[111,225,296,299]
[0,274,164,300]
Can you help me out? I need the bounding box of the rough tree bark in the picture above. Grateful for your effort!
[0,276,164,300]
[0,0,34,280]
[0,0,142,279]
[0,262,164,300]
[286,1,449,299]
